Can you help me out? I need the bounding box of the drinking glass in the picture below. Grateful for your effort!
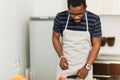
[25,68,35,80]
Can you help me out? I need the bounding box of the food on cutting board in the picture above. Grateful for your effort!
[58,76,66,80]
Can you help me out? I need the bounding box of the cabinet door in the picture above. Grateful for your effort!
[87,0,120,15]
[87,0,103,15]
[103,0,120,15]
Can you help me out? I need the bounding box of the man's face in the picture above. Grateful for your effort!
[69,5,86,23]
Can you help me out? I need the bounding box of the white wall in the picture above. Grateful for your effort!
[32,0,67,17]
[0,0,33,80]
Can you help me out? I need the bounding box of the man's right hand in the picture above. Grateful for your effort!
[59,57,69,70]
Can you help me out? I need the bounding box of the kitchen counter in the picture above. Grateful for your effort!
[94,60,120,64]
[95,54,120,62]
[94,54,120,64]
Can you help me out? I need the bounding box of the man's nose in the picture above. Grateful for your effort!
[74,15,80,19]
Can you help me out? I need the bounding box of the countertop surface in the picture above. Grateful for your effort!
[94,60,120,64]
[95,54,120,64]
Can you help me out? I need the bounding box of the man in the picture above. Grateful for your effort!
[52,0,102,80]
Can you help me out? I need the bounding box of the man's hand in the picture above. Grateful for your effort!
[77,67,89,79]
[59,57,69,70]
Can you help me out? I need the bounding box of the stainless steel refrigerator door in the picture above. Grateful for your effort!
[29,18,58,80]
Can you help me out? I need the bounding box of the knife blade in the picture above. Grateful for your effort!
[67,75,78,79]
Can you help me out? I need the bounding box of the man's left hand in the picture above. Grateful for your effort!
[77,67,89,79]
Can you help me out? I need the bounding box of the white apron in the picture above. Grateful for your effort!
[56,13,92,80]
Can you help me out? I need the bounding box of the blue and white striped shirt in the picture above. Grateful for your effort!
[53,10,102,37]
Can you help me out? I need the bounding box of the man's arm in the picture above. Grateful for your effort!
[86,37,101,65]
[77,37,101,79]
[52,32,63,57]
[52,32,69,70]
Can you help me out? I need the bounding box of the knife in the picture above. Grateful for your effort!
[67,75,78,79]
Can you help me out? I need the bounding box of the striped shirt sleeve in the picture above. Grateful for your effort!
[91,17,102,37]
[53,13,62,33]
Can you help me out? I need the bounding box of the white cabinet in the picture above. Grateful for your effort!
[103,0,120,15]
[87,0,103,15]
[87,0,120,15]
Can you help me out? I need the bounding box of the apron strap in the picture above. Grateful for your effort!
[85,12,89,31]
[65,14,70,30]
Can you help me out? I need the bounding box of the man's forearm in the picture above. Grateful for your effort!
[87,44,100,65]
[52,36,63,58]
[86,38,101,65]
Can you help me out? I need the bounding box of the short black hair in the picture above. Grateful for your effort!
[67,0,86,8]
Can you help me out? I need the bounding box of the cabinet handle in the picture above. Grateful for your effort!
[93,75,114,78]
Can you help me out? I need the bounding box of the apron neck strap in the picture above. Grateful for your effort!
[85,12,89,31]
[65,14,70,29]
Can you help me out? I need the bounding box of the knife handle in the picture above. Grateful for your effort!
[67,75,78,79]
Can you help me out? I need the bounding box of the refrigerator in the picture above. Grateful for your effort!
[29,17,58,80]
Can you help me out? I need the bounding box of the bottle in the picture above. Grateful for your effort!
[11,57,25,80]
[14,57,23,74]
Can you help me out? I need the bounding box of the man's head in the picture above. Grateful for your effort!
[67,0,87,23]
